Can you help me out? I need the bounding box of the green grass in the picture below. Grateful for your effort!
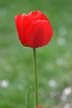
[0,0,72,108]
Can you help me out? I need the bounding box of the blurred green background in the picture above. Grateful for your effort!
[0,0,72,108]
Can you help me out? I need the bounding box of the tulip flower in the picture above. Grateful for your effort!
[15,11,53,107]
[15,11,53,48]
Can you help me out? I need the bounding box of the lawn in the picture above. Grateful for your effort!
[0,0,72,108]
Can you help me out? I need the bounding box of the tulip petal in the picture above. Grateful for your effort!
[30,11,48,21]
[22,14,35,46]
[22,14,34,33]
[25,20,53,48]
[15,15,25,45]
[15,14,33,46]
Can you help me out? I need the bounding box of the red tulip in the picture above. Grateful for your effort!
[15,11,53,48]
[36,106,43,108]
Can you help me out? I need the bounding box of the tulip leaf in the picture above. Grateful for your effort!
[25,84,34,108]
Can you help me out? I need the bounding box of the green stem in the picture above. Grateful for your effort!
[33,48,38,106]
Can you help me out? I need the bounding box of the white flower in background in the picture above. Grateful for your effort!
[61,87,72,102]
[0,80,9,88]
[62,87,72,96]
[57,37,66,46]
[56,58,65,66]
[63,103,70,108]
[58,27,67,36]
[48,80,57,88]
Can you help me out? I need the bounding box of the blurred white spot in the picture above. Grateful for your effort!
[63,103,70,108]
[62,87,72,96]
[57,37,66,46]
[56,58,65,66]
[48,80,57,88]
[58,27,67,36]
[0,8,7,16]
[61,87,72,102]
[0,80,9,88]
